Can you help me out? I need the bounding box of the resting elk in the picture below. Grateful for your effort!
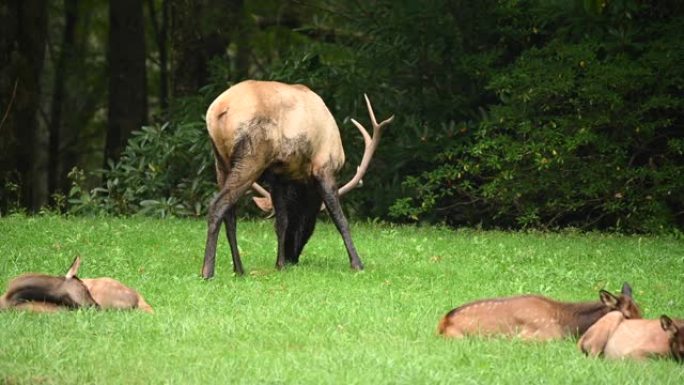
[1,257,153,313]
[578,311,684,361]
[81,275,154,313]
[201,80,393,278]
[437,283,641,340]
[0,256,98,312]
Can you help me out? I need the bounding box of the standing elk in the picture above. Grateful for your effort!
[0,256,98,311]
[437,283,641,341]
[201,80,393,278]
[578,311,684,361]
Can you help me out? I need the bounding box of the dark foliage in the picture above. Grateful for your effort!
[8,0,681,232]
[390,0,684,232]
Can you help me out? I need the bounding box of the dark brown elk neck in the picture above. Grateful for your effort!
[557,300,610,336]
[4,275,84,308]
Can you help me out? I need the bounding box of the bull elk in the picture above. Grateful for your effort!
[201,80,393,278]
[578,311,684,361]
[0,256,98,311]
[437,283,640,341]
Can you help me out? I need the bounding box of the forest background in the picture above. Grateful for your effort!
[1,0,682,233]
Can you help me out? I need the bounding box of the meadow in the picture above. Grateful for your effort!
[0,215,683,384]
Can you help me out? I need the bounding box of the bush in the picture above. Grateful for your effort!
[68,121,216,218]
[390,7,684,232]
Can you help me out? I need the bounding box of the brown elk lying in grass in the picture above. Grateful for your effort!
[202,80,393,278]
[0,257,153,313]
[81,277,153,313]
[0,256,97,312]
[437,283,640,341]
[578,311,684,361]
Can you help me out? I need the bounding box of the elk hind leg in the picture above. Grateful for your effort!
[203,175,259,278]
[213,159,245,276]
[202,140,268,278]
[223,206,243,275]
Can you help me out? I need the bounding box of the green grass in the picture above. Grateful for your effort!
[1,215,683,384]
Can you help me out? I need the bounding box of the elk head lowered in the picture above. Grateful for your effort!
[201,80,393,278]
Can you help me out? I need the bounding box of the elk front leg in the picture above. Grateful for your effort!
[315,173,364,270]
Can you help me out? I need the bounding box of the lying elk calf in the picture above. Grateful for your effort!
[202,80,393,278]
[81,277,154,313]
[578,311,684,361]
[0,256,97,312]
[437,283,640,341]
[1,257,153,313]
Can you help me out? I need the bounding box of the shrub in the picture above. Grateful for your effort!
[68,121,216,218]
[391,11,684,232]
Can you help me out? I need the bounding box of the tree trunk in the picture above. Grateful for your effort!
[169,0,236,98]
[160,0,170,113]
[0,0,49,212]
[146,0,170,116]
[49,0,79,198]
[234,0,250,80]
[105,0,147,165]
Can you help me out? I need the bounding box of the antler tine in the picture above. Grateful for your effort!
[251,182,273,213]
[364,93,378,127]
[350,118,372,146]
[338,94,394,196]
[251,182,270,199]
[364,93,395,129]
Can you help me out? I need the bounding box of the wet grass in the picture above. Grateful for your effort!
[1,215,683,384]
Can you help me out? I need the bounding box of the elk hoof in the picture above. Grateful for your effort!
[201,267,215,280]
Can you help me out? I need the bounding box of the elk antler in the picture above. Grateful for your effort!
[251,182,273,212]
[338,93,394,196]
[250,94,394,212]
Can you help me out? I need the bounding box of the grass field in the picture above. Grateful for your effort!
[0,215,683,384]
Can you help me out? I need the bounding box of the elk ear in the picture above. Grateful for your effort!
[661,315,678,335]
[620,282,633,298]
[599,290,619,309]
[65,256,82,279]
